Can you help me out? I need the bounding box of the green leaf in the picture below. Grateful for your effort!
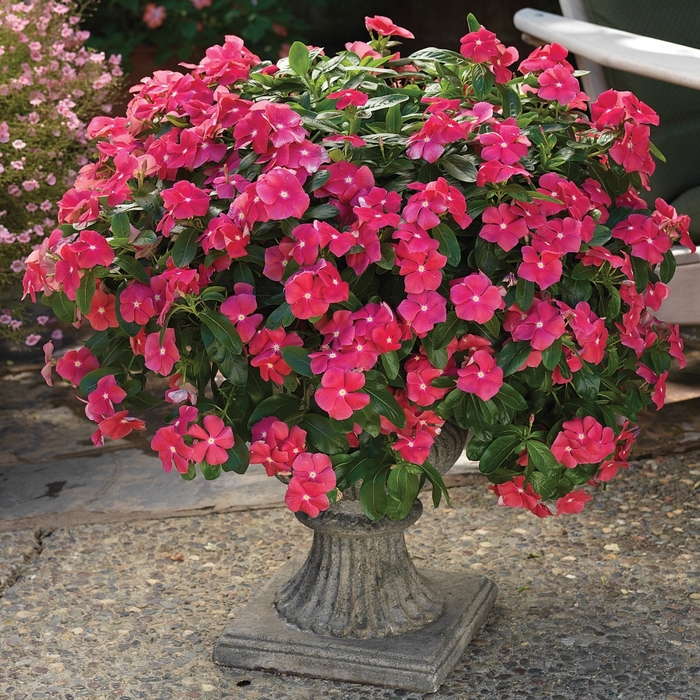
[115,255,150,284]
[354,404,382,437]
[221,437,250,474]
[431,311,466,350]
[335,453,385,490]
[51,291,76,323]
[128,391,163,411]
[304,203,339,220]
[386,104,403,134]
[422,333,448,369]
[199,462,221,480]
[171,228,199,268]
[570,261,597,280]
[281,346,313,377]
[75,270,95,316]
[307,169,331,191]
[542,338,562,371]
[440,155,478,184]
[381,350,400,380]
[288,41,310,76]
[466,12,481,32]
[630,255,649,294]
[365,384,406,429]
[496,383,528,411]
[648,139,666,163]
[180,463,197,480]
[359,466,389,521]
[133,229,158,246]
[199,309,242,355]
[497,341,532,376]
[465,394,494,441]
[479,435,520,475]
[526,440,559,477]
[498,85,521,118]
[572,364,601,401]
[247,393,302,429]
[417,459,451,508]
[301,414,349,455]
[376,242,396,270]
[588,225,612,246]
[361,94,409,113]
[266,302,296,329]
[433,223,461,266]
[386,466,420,520]
[219,353,248,386]
[473,64,494,100]
[515,277,534,312]
[111,211,131,239]
[659,249,677,284]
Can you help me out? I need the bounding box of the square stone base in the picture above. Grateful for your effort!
[213,559,497,693]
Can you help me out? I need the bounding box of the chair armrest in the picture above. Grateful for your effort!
[513,8,700,91]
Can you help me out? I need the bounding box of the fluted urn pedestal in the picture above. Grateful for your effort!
[213,423,497,692]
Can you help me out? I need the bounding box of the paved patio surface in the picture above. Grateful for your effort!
[0,343,699,699]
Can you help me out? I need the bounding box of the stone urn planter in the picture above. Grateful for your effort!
[213,422,498,692]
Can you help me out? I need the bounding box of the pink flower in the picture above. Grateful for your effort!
[456,349,504,401]
[393,430,434,464]
[142,2,166,28]
[41,341,54,387]
[98,411,146,440]
[188,414,235,465]
[450,272,505,323]
[284,478,331,517]
[291,452,336,491]
[397,242,447,294]
[551,416,616,467]
[537,65,580,106]
[219,283,262,343]
[284,269,330,319]
[55,347,99,386]
[397,291,447,337]
[556,490,592,515]
[609,122,653,174]
[314,367,370,420]
[479,204,528,252]
[255,167,309,220]
[460,27,500,62]
[119,283,157,325]
[327,89,368,109]
[152,426,194,474]
[478,119,530,165]
[511,301,566,350]
[365,15,414,39]
[87,375,126,420]
[86,289,118,332]
[161,181,210,220]
[518,246,563,289]
[71,230,115,269]
[491,475,551,517]
[144,327,180,375]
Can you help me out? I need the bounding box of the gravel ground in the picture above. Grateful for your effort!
[0,453,698,700]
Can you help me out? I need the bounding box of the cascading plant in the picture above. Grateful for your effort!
[26,13,690,522]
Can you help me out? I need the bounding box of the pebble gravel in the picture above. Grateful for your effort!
[0,453,698,700]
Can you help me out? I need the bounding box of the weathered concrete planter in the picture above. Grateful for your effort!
[213,422,497,692]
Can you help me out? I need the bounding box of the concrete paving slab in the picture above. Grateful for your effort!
[0,450,287,532]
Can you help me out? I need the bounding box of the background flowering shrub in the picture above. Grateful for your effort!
[83,0,330,67]
[0,0,120,345]
[28,14,689,522]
